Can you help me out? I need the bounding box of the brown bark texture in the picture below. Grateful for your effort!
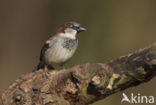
[0,43,156,105]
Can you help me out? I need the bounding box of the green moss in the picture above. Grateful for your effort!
[114,74,131,87]
[97,75,109,88]
[81,81,89,97]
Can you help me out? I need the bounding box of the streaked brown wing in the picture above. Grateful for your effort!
[40,43,49,61]
[39,33,57,61]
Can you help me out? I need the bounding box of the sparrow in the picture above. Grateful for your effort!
[34,22,86,71]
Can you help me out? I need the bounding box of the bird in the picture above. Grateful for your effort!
[34,22,86,71]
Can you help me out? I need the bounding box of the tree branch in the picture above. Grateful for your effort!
[1,43,156,105]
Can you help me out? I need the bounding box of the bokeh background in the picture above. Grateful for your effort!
[0,0,156,105]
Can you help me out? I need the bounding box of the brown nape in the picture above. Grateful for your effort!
[57,23,73,33]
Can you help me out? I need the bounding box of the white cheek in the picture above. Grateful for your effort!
[59,28,77,39]
[60,32,76,39]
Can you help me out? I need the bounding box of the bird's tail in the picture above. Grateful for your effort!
[32,61,45,72]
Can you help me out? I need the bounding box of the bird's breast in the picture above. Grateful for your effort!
[44,37,78,65]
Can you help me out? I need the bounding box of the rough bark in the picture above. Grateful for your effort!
[0,43,156,105]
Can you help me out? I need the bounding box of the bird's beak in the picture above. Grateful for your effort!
[78,26,86,32]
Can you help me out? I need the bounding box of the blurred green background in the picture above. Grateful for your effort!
[0,0,156,105]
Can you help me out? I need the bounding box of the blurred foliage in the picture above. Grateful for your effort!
[0,0,156,105]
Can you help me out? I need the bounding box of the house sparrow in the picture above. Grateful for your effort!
[34,22,86,71]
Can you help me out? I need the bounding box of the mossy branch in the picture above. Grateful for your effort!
[0,43,156,105]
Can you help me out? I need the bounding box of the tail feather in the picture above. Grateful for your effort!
[32,61,45,72]
[37,61,45,70]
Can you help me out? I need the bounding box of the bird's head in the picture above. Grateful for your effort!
[57,22,86,39]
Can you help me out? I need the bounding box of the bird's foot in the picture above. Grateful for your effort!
[47,65,55,70]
